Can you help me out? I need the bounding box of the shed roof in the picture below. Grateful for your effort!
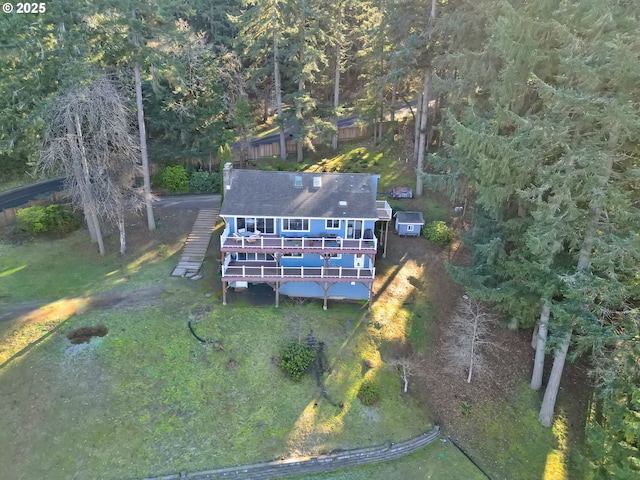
[395,211,425,225]
[220,169,378,219]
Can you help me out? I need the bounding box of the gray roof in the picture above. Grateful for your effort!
[395,211,425,225]
[220,169,378,219]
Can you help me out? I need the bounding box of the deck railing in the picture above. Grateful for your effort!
[221,231,378,251]
[221,264,375,281]
[376,200,392,220]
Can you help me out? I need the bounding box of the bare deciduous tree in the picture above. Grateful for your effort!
[444,296,496,383]
[390,358,414,393]
[39,76,141,255]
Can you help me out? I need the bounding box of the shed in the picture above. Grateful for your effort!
[395,211,425,237]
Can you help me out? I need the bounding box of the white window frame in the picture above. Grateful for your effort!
[282,252,304,258]
[237,217,275,234]
[407,224,414,232]
[237,253,275,262]
[326,219,340,229]
[282,218,310,232]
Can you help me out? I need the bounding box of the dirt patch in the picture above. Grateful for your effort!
[66,323,108,344]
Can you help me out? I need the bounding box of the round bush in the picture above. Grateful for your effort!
[280,342,316,381]
[16,204,81,235]
[422,221,454,246]
[162,164,190,192]
[358,381,380,406]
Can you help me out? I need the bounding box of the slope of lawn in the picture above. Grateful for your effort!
[0,296,434,479]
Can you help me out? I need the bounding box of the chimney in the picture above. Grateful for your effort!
[223,162,233,191]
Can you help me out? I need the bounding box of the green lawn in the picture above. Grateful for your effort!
[450,383,590,480]
[0,294,434,479]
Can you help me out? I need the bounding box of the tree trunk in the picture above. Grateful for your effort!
[85,205,98,242]
[332,10,342,151]
[531,302,550,390]
[467,308,479,383]
[416,68,430,197]
[89,208,105,256]
[132,9,156,232]
[538,329,571,427]
[390,83,397,123]
[74,113,105,256]
[118,215,126,255]
[134,64,156,231]
[274,32,286,160]
[413,90,422,161]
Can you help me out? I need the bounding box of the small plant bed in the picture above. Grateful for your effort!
[66,324,108,344]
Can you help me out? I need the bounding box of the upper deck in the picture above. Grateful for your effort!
[220,233,378,254]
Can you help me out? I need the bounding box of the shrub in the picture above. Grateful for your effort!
[358,381,380,406]
[16,204,81,235]
[162,164,190,192]
[280,342,316,381]
[189,170,221,193]
[423,220,454,246]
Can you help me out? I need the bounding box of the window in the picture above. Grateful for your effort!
[347,220,363,239]
[407,224,414,231]
[294,176,302,187]
[282,218,309,231]
[237,217,275,234]
[282,253,304,258]
[237,253,275,261]
[313,177,322,187]
[326,219,340,229]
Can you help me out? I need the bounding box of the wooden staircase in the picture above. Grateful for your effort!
[171,208,219,279]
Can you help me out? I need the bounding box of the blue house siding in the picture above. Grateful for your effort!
[279,282,370,301]
[222,217,376,239]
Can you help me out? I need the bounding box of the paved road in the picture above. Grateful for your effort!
[0,178,64,212]
[153,194,221,210]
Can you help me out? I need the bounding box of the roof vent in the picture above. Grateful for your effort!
[339,201,348,206]
[294,175,302,188]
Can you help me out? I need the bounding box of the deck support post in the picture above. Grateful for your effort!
[367,283,373,312]
[323,281,328,310]
[222,281,228,305]
[275,281,280,307]
[383,220,389,258]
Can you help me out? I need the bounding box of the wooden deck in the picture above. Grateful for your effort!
[221,263,375,283]
[171,208,219,278]
[221,234,377,254]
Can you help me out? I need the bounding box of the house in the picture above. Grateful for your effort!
[219,163,392,309]
[394,211,425,237]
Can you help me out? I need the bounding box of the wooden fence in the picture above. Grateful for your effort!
[234,125,371,163]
